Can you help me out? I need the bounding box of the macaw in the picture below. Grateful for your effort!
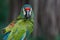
[2,4,34,40]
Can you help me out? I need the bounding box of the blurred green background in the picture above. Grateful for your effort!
[0,0,10,40]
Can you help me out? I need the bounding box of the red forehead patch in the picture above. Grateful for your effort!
[25,7,30,10]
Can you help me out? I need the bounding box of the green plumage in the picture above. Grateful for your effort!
[7,19,34,40]
[6,4,34,40]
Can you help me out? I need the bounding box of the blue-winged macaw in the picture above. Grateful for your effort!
[2,4,34,40]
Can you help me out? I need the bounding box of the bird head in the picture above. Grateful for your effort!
[20,4,33,19]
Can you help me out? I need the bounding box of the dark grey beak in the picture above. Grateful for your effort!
[25,10,31,19]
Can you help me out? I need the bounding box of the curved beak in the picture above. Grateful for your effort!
[25,10,31,19]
